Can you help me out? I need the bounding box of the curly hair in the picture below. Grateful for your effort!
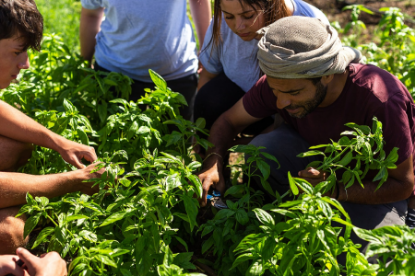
[206,0,289,51]
[0,0,43,51]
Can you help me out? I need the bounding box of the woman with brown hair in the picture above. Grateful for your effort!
[194,0,329,133]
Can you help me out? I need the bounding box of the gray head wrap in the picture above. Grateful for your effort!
[257,16,362,79]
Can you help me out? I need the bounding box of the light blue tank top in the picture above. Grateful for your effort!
[81,0,198,82]
[199,0,329,92]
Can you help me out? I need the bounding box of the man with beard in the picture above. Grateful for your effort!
[197,16,415,253]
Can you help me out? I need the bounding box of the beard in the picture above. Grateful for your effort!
[285,81,328,119]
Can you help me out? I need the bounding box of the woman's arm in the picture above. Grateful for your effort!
[197,68,218,91]
[189,0,212,50]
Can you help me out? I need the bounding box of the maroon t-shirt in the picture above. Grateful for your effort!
[243,64,415,194]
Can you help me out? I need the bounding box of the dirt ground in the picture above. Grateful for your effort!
[304,0,415,28]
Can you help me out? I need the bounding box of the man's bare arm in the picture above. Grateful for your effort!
[80,7,104,64]
[0,101,97,168]
[0,163,101,209]
[198,99,262,206]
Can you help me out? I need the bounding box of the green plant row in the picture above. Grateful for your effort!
[1,5,415,275]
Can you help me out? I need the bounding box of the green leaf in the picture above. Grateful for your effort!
[338,151,353,167]
[386,147,399,164]
[235,209,249,225]
[262,237,277,261]
[15,205,31,218]
[183,196,198,231]
[26,193,36,206]
[331,217,355,228]
[317,199,333,219]
[77,127,89,145]
[253,208,274,227]
[270,208,297,219]
[63,98,74,113]
[65,214,89,223]
[175,236,189,252]
[229,253,253,271]
[127,121,139,139]
[187,161,202,171]
[288,172,299,195]
[149,69,167,91]
[256,159,270,180]
[32,227,54,249]
[79,230,98,242]
[97,102,108,123]
[165,173,181,191]
[353,227,381,243]
[260,152,280,167]
[188,174,203,198]
[297,150,325,158]
[202,236,214,254]
[260,178,275,197]
[292,177,313,195]
[72,263,88,275]
[279,200,302,208]
[214,209,235,220]
[247,261,263,276]
[370,225,403,237]
[137,126,151,135]
[175,93,188,106]
[224,185,245,197]
[35,197,49,207]
[24,213,41,238]
[195,117,206,129]
[110,98,130,106]
[99,211,129,227]
[94,255,117,268]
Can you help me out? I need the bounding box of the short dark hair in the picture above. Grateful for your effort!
[0,0,43,51]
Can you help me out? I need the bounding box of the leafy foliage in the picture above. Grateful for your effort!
[3,4,415,275]
[298,117,399,195]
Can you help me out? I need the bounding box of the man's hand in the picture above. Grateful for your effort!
[16,248,67,276]
[197,157,226,207]
[0,255,26,276]
[57,138,97,169]
[298,167,327,186]
[77,163,106,195]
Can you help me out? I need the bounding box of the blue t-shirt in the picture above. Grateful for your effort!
[81,0,198,82]
[199,0,329,92]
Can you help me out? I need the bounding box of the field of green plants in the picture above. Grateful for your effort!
[2,1,415,276]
